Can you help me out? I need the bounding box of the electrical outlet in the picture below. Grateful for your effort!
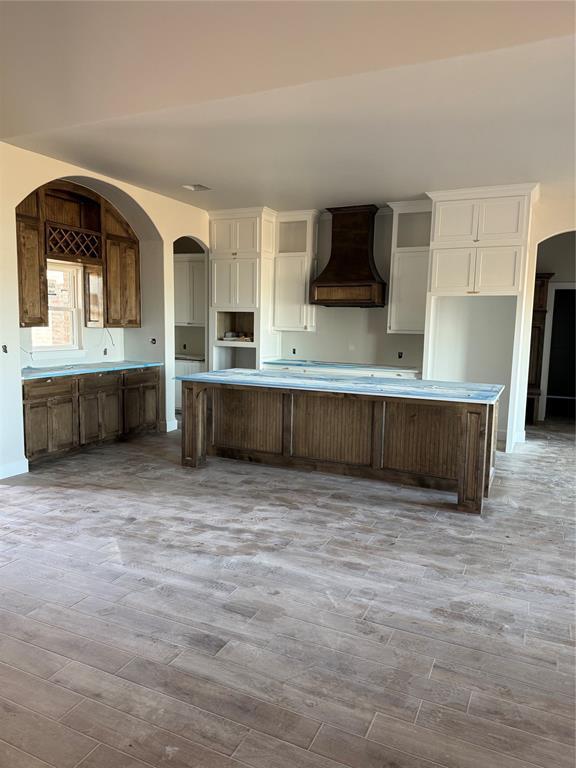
[103,347,108,356]
[291,348,296,356]
[398,351,403,359]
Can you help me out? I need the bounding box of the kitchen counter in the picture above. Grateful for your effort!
[262,358,420,378]
[22,361,163,380]
[180,369,503,513]
[176,368,503,405]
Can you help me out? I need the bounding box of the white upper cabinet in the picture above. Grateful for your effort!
[431,246,523,295]
[174,257,206,326]
[272,211,318,332]
[211,217,258,255]
[236,258,258,307]
[274,254,307,330]
[432,194,527,246]
[476,197,527,243]
[432,201,478,244]
[430,248,476,294]
[474,246,522,294]
[387,201,431,334]
[211,257,258,308]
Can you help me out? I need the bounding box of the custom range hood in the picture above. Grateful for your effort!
[310,204,386,307]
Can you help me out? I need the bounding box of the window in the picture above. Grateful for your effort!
[31,262,83,350]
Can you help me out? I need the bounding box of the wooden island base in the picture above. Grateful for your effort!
[182,382,498,514]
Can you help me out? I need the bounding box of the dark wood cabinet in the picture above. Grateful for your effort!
[16,180,141,329]
[122,369,160,434]
[105,238,141,327]
[23,367,160,461]
[16,191,48,327]
[23,388,79,460]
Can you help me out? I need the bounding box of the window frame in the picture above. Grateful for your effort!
[31,260,84,352]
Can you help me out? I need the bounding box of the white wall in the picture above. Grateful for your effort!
[427,296,517,439]
[20,326,125,369]
[280,212,425,367]
[0,142,209,479]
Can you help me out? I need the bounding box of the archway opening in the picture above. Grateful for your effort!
[173,236,208,415]
[527,231,575,424]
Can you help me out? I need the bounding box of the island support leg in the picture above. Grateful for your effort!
[457,405,488,514]
[182,383,207,467]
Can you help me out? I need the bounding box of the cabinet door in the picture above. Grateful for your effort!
[49,397,79,453]
[273,255,307,330]
[174,260,191,324]
[190,261,206,324]
[123,387,142,434]
[388,250,428,333]
[211,219,236,253]
[100,389,123,439]
[236,218,258,253]
[17,216,48,327]
[211,259,235,307]
[174,361,189,411]
[24,400,50,459]
[474,246,522,294]
[142,385,159,428]
[105,239,141,327]
[236,259,258,307]
[432,201,478,244]
[477,197,526,243]
[79,394,100,444]
[430,248,475,294]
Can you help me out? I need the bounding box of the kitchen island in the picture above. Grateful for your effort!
[178,369,503,513]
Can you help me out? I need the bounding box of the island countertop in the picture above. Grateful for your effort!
[22,360,163,380]
[177,368,504,405]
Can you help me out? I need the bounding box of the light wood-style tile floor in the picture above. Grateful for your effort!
[0,421,574,768]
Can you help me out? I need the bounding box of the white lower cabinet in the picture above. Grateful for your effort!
[430,246,522,295]
[387,250,428,333]
[175,360,205,411]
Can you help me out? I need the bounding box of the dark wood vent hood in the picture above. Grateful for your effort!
[309,204,386,307]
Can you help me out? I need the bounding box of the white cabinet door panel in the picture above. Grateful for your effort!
[430,248,475,293]
[274,255,307,330]
[388,250,428,333]
[174,361,191,410]
[174,261,191,325]
[474,246,522,293]
[211,219,236,253]
[236,218,258,253]
[211,259,235,307]
[432,201,478,244]
[477,197,526,242]
[236,259,258,307]
[190,261,206,324]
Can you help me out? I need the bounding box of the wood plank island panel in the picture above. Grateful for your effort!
[180,370,503,514]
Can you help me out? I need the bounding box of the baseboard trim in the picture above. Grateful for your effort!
[0,459,29,480]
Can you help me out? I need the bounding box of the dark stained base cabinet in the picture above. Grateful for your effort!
[23,367,161,462]
[182,383,499,514]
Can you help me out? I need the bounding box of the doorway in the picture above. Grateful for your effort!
[546,288,575,419]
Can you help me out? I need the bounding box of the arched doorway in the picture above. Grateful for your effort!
[173,236,208,415]
[527,231,575,423]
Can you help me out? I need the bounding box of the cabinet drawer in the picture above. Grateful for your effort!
[79,372,122,393]
[23,377,76,400]
[123,368,159,387]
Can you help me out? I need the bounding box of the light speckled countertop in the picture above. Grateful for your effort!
[22,361,163,380]
[177,368,504,404]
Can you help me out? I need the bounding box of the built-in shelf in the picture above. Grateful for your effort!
[214,340,256,348]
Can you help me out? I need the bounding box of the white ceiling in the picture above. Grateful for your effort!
[1,2,574,210]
